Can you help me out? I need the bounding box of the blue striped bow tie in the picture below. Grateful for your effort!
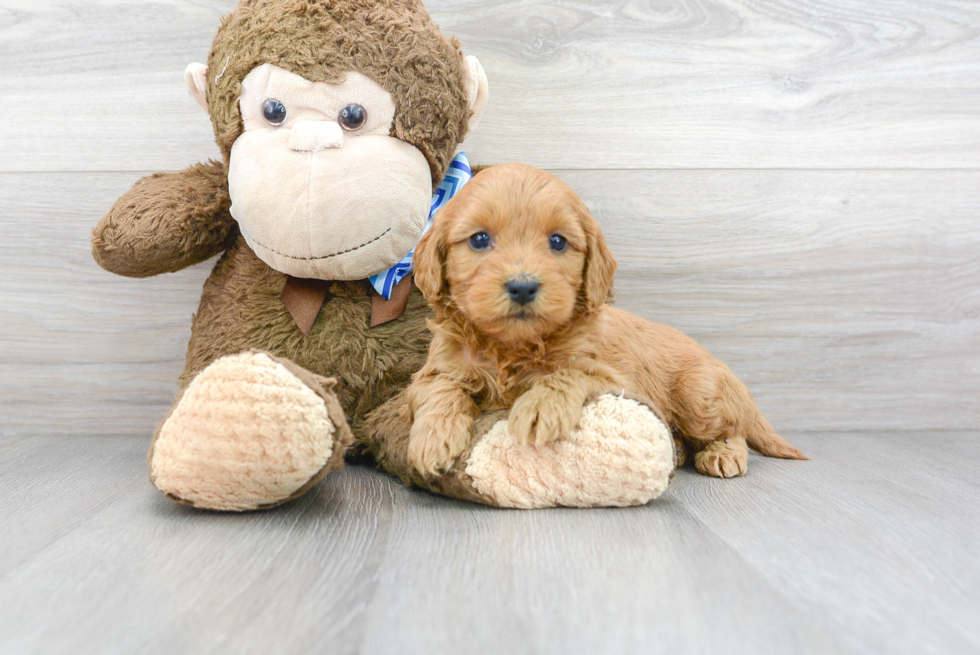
[368,152,473,299]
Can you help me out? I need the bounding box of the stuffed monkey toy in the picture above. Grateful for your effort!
[92,0,676,511]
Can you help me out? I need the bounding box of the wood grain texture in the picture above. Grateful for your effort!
[359,487,855,655]
[1,1,976,434]
[0,437,400,655]
[0,433,977,655]
[675,431,980,655]
[2,3,978,654]
[2,169,976,435]
[561,168,980,432]
[0,172,207,436]
[1,0,979,171]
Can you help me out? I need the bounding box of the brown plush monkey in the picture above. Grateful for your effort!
[92,0,675,511]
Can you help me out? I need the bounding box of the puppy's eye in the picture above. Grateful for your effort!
[549,234,568,253]
[262,98,287,126]
[469,232,491,251]
[339,104,367,131]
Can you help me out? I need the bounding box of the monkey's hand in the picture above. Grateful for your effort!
[509,384,583,447]
[92,160,236,278]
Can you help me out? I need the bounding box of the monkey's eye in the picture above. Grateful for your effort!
[549,234,568,253]
[339,104,367,131]
[469,232,491,251]
[262,98,287,126]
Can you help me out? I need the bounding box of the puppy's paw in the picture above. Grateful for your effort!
[508,387,581,446]
[408,415,474,478]
[694,438,748,478]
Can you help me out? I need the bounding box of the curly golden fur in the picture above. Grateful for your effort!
[406,163,807,478]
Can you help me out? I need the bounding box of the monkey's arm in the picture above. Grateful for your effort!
[92,160,237,277]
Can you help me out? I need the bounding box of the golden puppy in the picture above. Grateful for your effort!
[406,163,805,478]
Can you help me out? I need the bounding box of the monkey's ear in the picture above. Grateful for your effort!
[412,222,446,305]
[580,204,618,312]
[461,56,489,134]
[184,63,209,112]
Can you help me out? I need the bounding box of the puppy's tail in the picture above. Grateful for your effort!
[747,411,808,460]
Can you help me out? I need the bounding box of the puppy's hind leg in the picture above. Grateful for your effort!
[674,364,754,478]
[679,361,805,478]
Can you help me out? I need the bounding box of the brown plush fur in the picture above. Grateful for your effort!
[207,0,472,185]
[408,163,807,478]
[92,167,435,436]
[92,161,236,278]
[93,1,474,277]
[180,235,433,433]
[360,389,502,505]
[91,0,475,442]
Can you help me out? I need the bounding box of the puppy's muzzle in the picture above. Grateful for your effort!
[505,277,539,306]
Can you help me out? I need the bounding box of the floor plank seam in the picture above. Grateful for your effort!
[669,488,871,654]
[0,484,139,586]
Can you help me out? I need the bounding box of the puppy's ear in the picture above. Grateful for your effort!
[579,202,617,311]
[412,218,446,304]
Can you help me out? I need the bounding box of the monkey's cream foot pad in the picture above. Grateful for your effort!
[149,351,349,511]
[464,394,675,509]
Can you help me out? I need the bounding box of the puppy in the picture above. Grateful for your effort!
[405,163,806,478]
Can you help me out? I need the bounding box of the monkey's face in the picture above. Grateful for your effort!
[226,64,433,280]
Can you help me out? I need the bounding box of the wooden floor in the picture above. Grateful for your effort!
[0,432,977,655]
[2,0,979,653]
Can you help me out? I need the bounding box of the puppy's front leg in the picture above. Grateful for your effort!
[509,367,621,446]
[406,375,480,477]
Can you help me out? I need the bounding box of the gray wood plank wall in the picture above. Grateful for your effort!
[1,0,978,436]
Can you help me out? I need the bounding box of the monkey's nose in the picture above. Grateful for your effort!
[505,277,539,305]
[289,121,344,152]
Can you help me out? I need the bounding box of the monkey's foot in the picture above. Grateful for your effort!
[464,394,675,508]
[148,351,353,511]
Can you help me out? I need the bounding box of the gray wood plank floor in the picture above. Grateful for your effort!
[1,432,977,655]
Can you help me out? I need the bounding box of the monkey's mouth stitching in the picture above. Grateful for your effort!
[243,227,393,261]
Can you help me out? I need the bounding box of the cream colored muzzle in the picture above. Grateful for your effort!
[289,121,344,152]
[228,130,433,281]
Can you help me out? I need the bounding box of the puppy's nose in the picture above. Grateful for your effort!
[506,278,539,305]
